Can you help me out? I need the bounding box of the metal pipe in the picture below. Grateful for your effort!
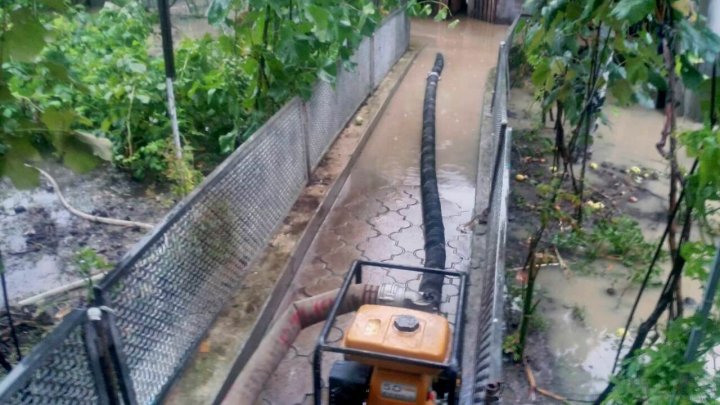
[157,0,183,159]
[0,251,21,362]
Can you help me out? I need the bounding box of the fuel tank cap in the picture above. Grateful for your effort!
[393,314,420,332]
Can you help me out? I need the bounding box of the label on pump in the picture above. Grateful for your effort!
[380,381,417,402]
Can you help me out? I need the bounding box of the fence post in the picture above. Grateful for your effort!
[370,31,376,90]
[102,301,139,405]
[90,289,139,405]
[300,100,313,183]
[490,42,505,111]
[84,308,115,405]
[684,243,720,361]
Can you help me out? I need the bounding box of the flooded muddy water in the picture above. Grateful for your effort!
[0,163,170,303]
[508,87,707,399]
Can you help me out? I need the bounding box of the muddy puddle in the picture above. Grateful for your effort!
[0,162,171,303]
[505,85,710,400]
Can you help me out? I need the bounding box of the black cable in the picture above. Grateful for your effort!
[0,251,21,362]
[418,53,446,308]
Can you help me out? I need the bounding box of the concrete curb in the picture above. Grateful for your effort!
[460,67,498,404]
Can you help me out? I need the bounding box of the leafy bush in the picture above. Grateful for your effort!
[2,0,388,188]
[554,216,657,272]
[607,317,720,404]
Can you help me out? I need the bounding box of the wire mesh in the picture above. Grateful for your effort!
[372,9,404,88]
[0,311,99,405]
[335,39,372,137]
[307,11,406,172]
[472,21,516,403]
[305,78,340,169]
[98,98,308,404]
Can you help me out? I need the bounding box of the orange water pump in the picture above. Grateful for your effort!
[345,305,450,404]
[312,261,465,405]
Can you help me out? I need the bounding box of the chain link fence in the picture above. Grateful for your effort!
[470,16,520,404]
[0,10,409,405]
[0,311,100,405]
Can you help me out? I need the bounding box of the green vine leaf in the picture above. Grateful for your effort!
[0,137,41,188]
[305,5,332,43]
[207,0,231,25]
[61,136,100,173]
[611,0,654,25]
[218,130,237,154]
[3,9,47,63]
[39,0,68,12]
[41,108,75,132]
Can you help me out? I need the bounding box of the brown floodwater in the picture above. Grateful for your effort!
[534,104,707,396]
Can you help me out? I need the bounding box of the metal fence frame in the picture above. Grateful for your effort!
[0,10,410,405]
[471,16,521,404]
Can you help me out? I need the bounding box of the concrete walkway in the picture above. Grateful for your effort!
[259,18,506,404]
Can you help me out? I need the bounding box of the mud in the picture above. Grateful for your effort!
[0,162,171,304]
[502,83,706,402]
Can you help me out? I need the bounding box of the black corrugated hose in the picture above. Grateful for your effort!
[419,53,446,308]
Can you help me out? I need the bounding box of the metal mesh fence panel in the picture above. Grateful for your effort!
[395,10,410,66]
[306,79,340,169]
[372,10,403,88]
[334,39,372,136]
[308,11,407,169]
[472,21,517,402]
[98,99,307,404]
[0,311,100,405]
[306,37,373,170]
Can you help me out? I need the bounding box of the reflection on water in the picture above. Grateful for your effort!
[343,18,505,212]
